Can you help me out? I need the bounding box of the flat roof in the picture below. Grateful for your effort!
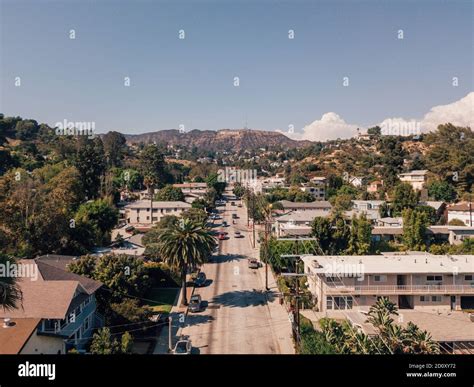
[302,253,474,274]
[277,210,331,222]
[124,200,192,209]
[280,200,332,209]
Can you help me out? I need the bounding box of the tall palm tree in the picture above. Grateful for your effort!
[0,254,22,311]
[157,219,217,305]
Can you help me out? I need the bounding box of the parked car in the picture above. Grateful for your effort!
[222,221,227,227]
[172,339,192,355]
[194,272,207,287]
[189,294,203,313]
[234,231,243,238]
[237,203,242,208]
[231,201,236,206]
[248,258,259,269]
[232,213,238,219]
[218,233,226,240]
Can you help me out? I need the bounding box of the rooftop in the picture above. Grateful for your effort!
[0,318,41,354]
[279,200,332,209]
[277,210,331,222]
[124,200,192,209]
[302,253,474,274]
[448,202,474,212]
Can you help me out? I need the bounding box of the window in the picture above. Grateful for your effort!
[426,275,442,282]
[374,275,387,283]
[84,315,90,331]
[465,275,473,281]
[420,295,428,302]
[326,297,333,310]
[431,296,442,302]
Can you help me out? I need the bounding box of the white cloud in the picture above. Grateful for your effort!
[294,92,473,141]
[421,92,473,132]
[299,112,360,142]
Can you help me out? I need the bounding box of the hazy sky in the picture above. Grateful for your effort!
[1,0,472,138]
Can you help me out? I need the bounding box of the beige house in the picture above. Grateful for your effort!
[447,202,474,227]
[124,200,191,225]
[398,170,428,191]
[302,253,474,313]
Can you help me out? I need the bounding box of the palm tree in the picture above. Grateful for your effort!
[157,219,217,305]
[0,254,22,311]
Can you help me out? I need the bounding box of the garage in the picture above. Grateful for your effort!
[460,296,474,310]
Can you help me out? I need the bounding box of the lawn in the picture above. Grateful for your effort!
[144,287,179,314]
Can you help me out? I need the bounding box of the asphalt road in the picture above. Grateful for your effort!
[180,193,291,354]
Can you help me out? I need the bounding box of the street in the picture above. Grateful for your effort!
[179,192,294,354]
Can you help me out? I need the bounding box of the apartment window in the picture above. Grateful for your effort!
[146,216,150,220]
[420,295,428,302]
[431,296,442,302]
[374,275,387,283]
[326,297,333,310]
[465,275,473,281]
[426,275,442,282]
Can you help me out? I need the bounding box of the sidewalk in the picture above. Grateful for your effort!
[153,282,193,354]
[248,228,295,354]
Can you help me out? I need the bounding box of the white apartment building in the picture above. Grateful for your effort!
[346,200,385,222]
[301,177,326,200]
[447,202,474,227]
[302,253,474,313]
[124,200,191,225]
[398,170,428,191]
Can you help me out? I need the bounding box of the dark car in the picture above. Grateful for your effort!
[232,213,238,219]
[194,272,207,287]
[248,258,259,269]
[189,294,203,313]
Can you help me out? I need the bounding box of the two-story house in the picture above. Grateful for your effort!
[398,170,428,191]
[123,200,191,226]
[0,257,103,354]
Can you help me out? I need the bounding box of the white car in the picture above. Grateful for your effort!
[172,339,192,355]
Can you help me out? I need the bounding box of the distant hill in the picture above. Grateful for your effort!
[124,129,313,151]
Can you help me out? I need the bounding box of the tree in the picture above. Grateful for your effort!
[311,217,332,253]
[120,331,133,354]
[74,198,118,246]
[154,185,185,202]
[90,327,120,354]
[232,183,245,198]
[367,125,381,137]
[299,324,337,354]
[428,180,456,202]
[93,254,151,299]
[74,137,106,199]
[0,255,22,311]
[181,208,208,225]
[331,193,353,212]
[110,299,152,324]
[102,131,126,167]
[391,183,419,216]
[67,255,97,277]
[346,214,372,255]
[378,136,406,188]
[402,209,429,251]
[157,219,216,305]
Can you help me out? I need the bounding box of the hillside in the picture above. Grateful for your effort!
[125,129,312,151]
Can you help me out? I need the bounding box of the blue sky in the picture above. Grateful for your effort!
[0,0,472,137]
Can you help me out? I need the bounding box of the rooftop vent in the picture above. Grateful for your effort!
[3,318,15,328]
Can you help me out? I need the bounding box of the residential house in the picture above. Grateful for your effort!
[447,202,474,227]
[123,200,191,227]
[0,257,103,354]
[301,177,326,200]
[398,170,428,191]
[347,200,385,222]
[367,180,384,194]
[279,200,332,212]
[274,210,331,237]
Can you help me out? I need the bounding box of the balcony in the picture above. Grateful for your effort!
[323,283,474,295]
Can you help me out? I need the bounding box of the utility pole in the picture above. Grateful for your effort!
[168,316,173,352]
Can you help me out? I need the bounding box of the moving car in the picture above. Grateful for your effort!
[231,201,236,206]
[234,231,243,238]
[172,339,192,355]
[248,258,259,269]
[232,213,238,219]
[189,294,203,313]
[222,221,227,227]
[194,272,207,287]
[237,203,242,208]
[218,232,226,240]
